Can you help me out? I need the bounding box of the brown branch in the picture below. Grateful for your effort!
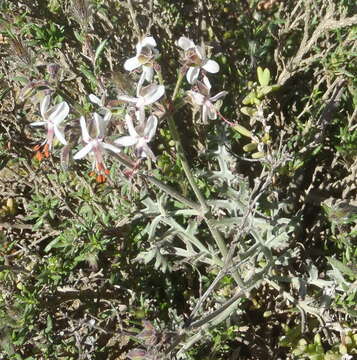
[278,2,357,85]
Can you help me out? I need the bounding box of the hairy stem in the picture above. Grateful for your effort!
[167,73,244,287]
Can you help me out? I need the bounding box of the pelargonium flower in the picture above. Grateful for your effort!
[74,113,121,183]
[118,83,165,124]
[186,76,227,124]
[88,93,112,120]
[124,36,159,87]
[31,95,69,160]
[177,36,219,84]
[118,83,165,108]
[115,112,158,161]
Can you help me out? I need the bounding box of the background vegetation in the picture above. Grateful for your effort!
[0,0,356,359]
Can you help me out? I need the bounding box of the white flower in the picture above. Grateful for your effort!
[115,112,158,161]
[31,95,69,159]
[177,36,219,84]
[118,83,165,108]
[118,83,165,125]
[74,113,121,182]
[88,94,112,120]
[124,36,159,86]
[186,77,227,124]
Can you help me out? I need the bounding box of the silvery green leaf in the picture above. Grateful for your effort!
[173,209,200,216]
[141,197,160,216]
[327,257,357,280]
[147,215,162,240]
[307,262,318,281]
[135,248,157,264]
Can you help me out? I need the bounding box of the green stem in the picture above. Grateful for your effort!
[166,115,209,213]
[167,72,244,287]
[146,176,201,211]
[172,70,184,101]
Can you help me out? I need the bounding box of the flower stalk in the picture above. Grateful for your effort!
[167,72,243,286]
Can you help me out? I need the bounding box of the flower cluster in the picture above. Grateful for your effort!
[177,36,228,124]
[30,35,227,182]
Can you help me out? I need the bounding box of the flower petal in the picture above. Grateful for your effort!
[187,91,205,106]
[142,85,165,105]
[141,36,157,49]
[73,142,94,160]
[143,65,154,82]
[79,116,91,143]
[178,36,195,51]
[210,91,228,102]
[202,76,211,92]
[103,110,112,123]
[137,71,146,95]
[202,105,208,124]
[31,121,47,127]
[117,95,138,104]
[115,136,138,147]
[195,45,205,60]
[207,104,217,120]
[41,95,50,118]
[93,112,107,138]
[124,56,141,71]
[186,67,200,84]
[144,115,158,141]
[54,125,67,145]
[202,59,219,73]
[140,143,156,161]
[48,101,69,125]
[89,94,103,106]
[125,114,138,137]
[102,142,121,153]
[136,107,145,125]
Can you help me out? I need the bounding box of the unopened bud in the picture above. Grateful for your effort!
[47,63,60,79]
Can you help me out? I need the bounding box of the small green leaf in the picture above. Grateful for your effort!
[242,91,257,105]
[243,142,258,152]
[327,257,357,279]
[251,151,265,159]
[44,237,61,252]
[240,106,257,117]
[233,124,252,138]
[94,39,108,67]
[79,65,97,87]
[45,315,53,334]
[257,67,270,86]
[256,84,281,98]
